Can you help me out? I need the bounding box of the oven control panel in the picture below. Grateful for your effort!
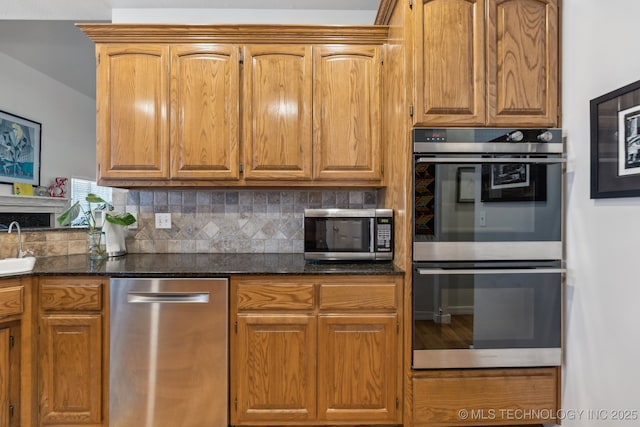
[412,128,562,144]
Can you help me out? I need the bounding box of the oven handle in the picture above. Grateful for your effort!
[416,268,566,275]
[415,157,565,164]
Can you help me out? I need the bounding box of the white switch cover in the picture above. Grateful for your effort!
[479,211,487,227]
[155,213,171,229]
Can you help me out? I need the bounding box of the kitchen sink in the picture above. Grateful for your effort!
[0,257,36,277]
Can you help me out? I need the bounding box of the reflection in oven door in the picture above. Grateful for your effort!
[412,261,563,369]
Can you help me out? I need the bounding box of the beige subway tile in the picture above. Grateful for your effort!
[47,241,69,256]
[68,239,88,255]
[45,231,69,241]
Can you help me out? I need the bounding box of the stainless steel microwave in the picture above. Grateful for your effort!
[304,208,393,261]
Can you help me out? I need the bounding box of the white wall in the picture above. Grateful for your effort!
[112,8,376,24]
[0,52,96,196]
[562,1,640,425]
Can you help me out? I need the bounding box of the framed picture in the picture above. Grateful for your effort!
[456,167,475,203]
[0,110,41,186]
[481,161,547,202]
[591,79,640,198]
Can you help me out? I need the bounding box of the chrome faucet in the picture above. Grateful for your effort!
[8,221,27,258]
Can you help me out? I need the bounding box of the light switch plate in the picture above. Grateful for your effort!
[155,213,171,229]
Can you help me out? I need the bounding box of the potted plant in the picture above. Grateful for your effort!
[58,193,136,259]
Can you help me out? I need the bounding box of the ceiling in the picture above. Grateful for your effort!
[0,0,380,100]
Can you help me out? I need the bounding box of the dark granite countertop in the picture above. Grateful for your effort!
[32,253,403,277]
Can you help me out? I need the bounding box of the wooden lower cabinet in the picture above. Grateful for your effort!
[231,275,402,426]
[37,276,107,427]
[412,367,560,427]
[317,314,397,423]
[0,321,20,427]
[0,276,33,427]
[235,314,317,423]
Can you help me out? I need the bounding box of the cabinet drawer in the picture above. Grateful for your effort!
[319,280,397,311]
[237,283,314,310]
[40,278,103,311]
[412,368,559,426]
[0,286,23,317]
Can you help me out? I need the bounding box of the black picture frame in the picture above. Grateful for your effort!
[590,79,640,198]
[481,162,547,202]
[456,167,475,203]
[0,110,42,186]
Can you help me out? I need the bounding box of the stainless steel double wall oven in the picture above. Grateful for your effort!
[412,128,565,369]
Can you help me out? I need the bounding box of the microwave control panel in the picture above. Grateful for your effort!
[375,217,393,252]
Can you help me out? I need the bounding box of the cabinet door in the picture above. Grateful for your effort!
[235,314,316,423]
[171,44,240,180]
[317,314,397,423]
[414,0,486,126]
[243,45,313,180]
[313,45,382,182]
[39,315,102,426]
[0,321,21,427]
[486,0,559,126]
[97,45,170,181]
[0,327,8,427]
[0,323,20,427]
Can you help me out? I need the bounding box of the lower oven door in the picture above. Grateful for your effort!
[412,261,563,369]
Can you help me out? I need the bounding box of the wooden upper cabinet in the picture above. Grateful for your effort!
[81,25,389,186]
[414,0,486,125]
[243,45,313,180]
[487,0,559,126]
[313,45,382,182]
[413,0,559,127]
[97,44,170,180]
[170,44,240,180]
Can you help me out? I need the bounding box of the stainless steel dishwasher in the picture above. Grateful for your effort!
[109,278,228,427]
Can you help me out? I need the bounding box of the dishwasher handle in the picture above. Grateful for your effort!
[127,292,210,303]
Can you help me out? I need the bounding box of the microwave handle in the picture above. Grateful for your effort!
[417,268,566,275]
[370,219,375,253]
[415,157,565,164]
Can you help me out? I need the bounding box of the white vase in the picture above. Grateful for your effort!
[103,221,127,257]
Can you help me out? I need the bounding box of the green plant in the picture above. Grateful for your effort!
[57,193,136,231]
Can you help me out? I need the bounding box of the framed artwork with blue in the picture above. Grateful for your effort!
[0,110,41,186]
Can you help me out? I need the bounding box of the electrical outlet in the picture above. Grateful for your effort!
[128,212,138,230]
[155,213,171,229]
[479,211,487,227]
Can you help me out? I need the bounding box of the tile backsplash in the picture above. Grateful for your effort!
[0,189,378,257]
[114,189,379,254]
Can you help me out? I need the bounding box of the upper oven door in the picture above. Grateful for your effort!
[413,153,564,261]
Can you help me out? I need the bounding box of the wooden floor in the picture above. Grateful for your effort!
[414,315,474,350]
